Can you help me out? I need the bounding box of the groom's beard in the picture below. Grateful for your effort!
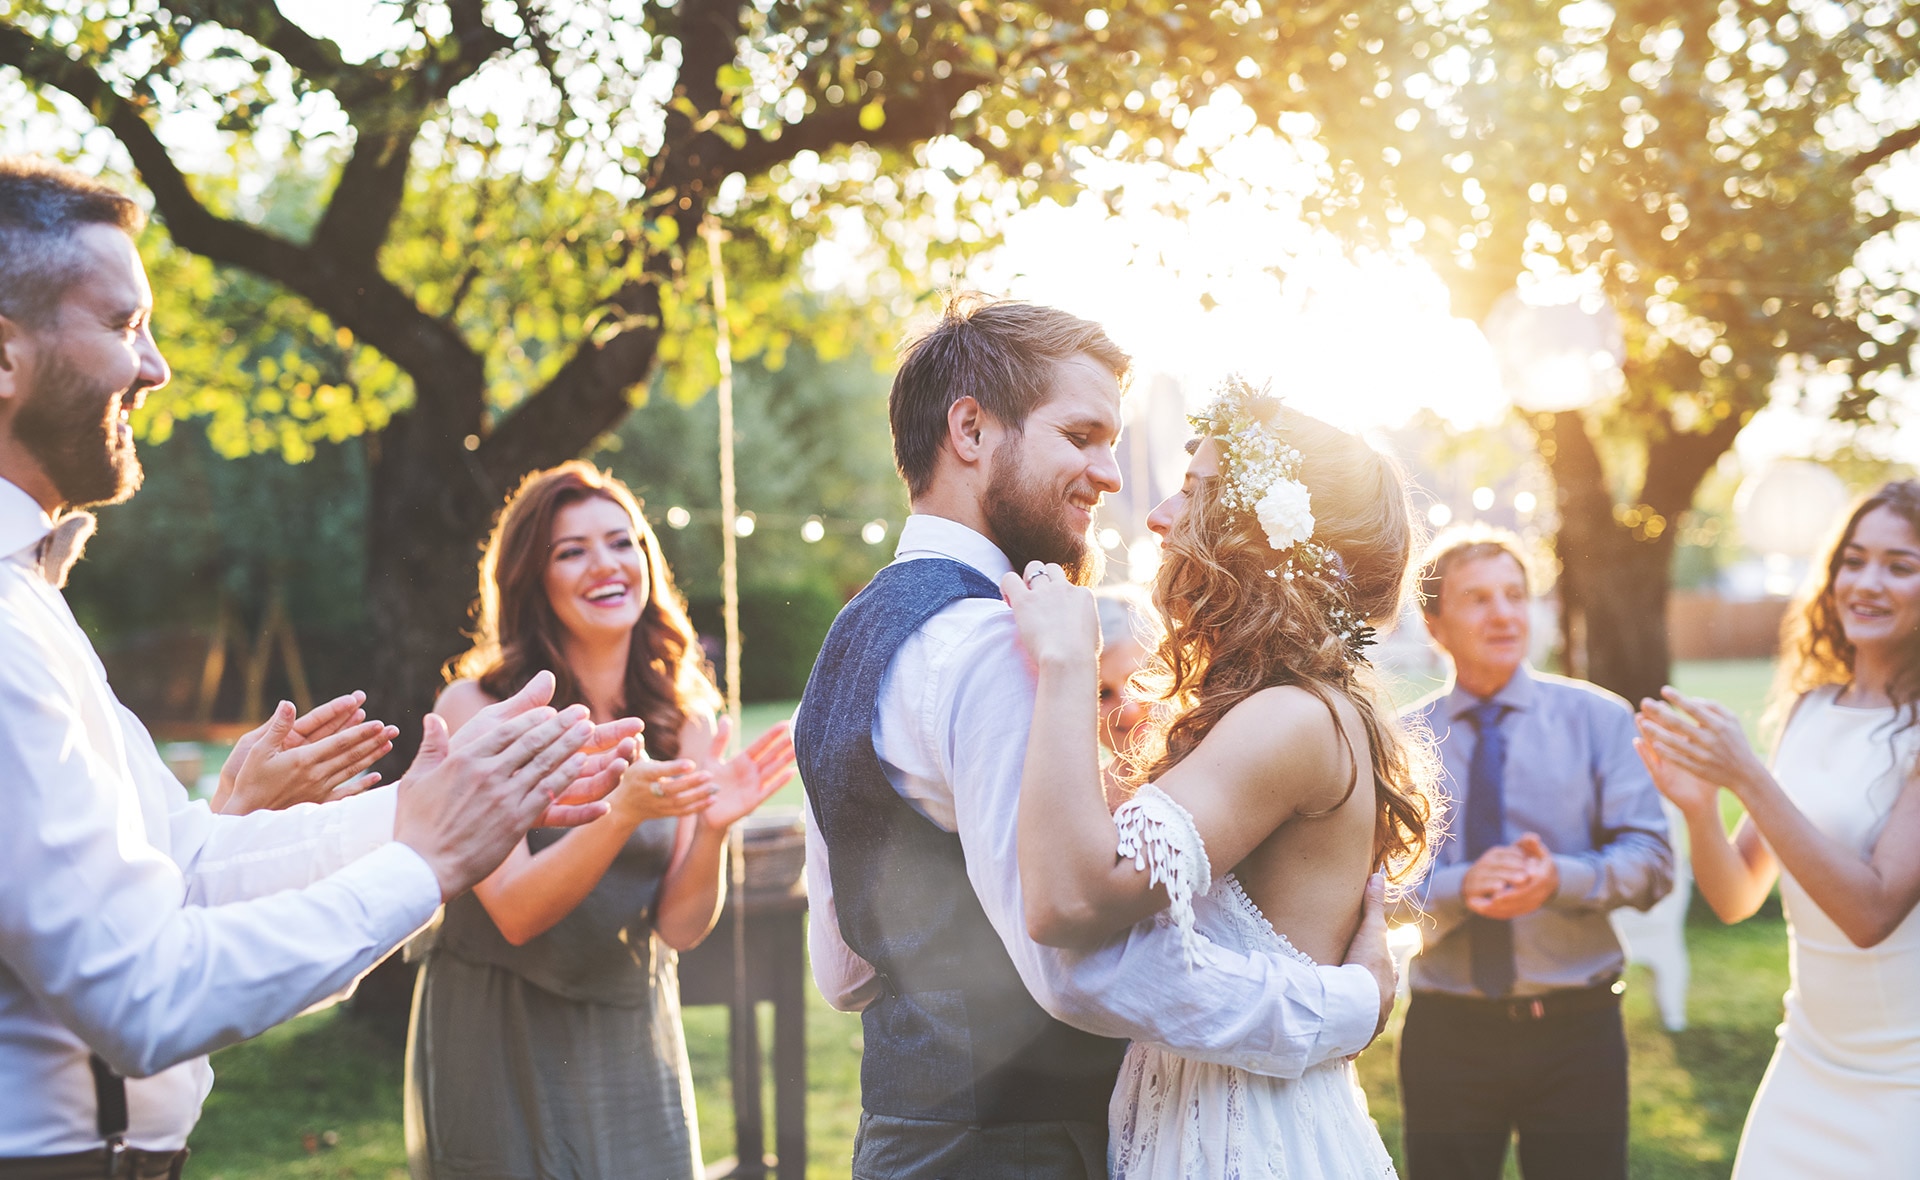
[982,436,1103,586]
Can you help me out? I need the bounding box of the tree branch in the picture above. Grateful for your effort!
[0,22,305,275]
[1850,122,1920,176]
[1640,410,1747,517]
[310,110,426,273]
[720,72,985,177]
[479,282,665,479]
[0,20,486,430]
[166,0,383,101]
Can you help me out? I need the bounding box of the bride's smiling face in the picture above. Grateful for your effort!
[1146,437,1219,538]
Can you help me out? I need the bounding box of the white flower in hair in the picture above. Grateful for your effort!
[1255,478,1315,551]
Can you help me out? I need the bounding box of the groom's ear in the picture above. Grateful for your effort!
[947,395,990,464]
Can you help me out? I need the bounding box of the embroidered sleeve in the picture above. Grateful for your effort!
[1112,784,1213,968]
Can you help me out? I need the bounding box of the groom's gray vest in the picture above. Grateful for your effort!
[795,558,1126,1124]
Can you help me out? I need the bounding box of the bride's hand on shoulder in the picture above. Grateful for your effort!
[1000,561,1098,670]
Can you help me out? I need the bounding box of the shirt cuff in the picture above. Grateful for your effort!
[332,786,401,864]
[330,841,443,943]
[1553,855,1598,905]
[1314,963,1381,1061]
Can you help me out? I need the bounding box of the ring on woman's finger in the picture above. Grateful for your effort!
[650,779,665,797]
[1027,569,1051,585]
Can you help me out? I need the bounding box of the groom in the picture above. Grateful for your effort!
[796,294,1396,1178]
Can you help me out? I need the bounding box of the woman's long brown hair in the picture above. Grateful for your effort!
[447,461,718,760]
[1125,404,1443,888]
[1769,479,1920,742]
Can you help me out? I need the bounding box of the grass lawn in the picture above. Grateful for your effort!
[188,914,1789,1180]
[188,664,1789,1178]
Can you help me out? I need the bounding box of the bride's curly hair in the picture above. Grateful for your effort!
[1123,402,1443,888]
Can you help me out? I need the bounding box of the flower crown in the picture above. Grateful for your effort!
[1189,375,1376,661]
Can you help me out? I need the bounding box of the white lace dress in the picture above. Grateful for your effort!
[1107,785,1398,1180]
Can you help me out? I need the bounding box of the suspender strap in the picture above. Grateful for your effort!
[88,1053,127,1152]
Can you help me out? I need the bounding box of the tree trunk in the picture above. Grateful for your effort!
[1556,525,1677,707]
[1540,411,1677,707]
[349,407,505,1038]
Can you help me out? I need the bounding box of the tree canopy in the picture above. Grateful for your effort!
[3,0,1915,715]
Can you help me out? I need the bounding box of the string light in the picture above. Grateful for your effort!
[650,505,891,544]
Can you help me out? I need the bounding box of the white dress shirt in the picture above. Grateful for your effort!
[0,478,443,1155]
[803,514,1378,1079]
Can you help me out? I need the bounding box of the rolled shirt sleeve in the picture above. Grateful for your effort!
[941,612,1378,1078]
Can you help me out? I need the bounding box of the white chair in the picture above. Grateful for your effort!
[1608,803,1692,1032]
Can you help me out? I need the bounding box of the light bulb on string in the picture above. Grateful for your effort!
[733,511,756,538]
[801,517,826,543]
[666,506,691,529]
[862,519,890,545]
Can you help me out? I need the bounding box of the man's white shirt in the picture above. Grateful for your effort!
[0,478,443,1155]
[803,513,1379,1079]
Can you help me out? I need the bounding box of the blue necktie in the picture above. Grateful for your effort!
[1464,700,1516,998]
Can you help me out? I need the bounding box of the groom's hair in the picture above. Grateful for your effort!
[889,293,1129,498]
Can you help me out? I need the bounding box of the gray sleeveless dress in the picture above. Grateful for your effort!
[404,818,701,1179]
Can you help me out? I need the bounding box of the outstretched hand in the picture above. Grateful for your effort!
[1636,687,1765,803]
[684,714,798,829]
[1634,716,1721,819]
[1000,561,1099,670]
[214,691,399,815]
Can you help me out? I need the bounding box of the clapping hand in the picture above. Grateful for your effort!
[396,671,632,898]
[683,714,798,829]
[609,747,715,826]
[1464,833,1559,919]
[214,691,400,815]
[1636,688,1764,807]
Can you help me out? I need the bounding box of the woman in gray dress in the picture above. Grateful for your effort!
[406,461,796,1179]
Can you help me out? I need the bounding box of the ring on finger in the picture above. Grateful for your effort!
[650,779,665,797]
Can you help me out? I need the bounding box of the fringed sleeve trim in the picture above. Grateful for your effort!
[1113,784,1212,968]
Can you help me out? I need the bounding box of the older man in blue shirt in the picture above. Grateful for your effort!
[1395,529,1673,1180]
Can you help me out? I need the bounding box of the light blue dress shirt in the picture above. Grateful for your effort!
[1396,663,1674,997]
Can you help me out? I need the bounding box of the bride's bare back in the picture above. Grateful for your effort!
[1226,689,1380,966]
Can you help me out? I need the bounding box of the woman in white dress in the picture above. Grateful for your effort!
[1634,479,1920,1179]
[1003,379,1442,1179]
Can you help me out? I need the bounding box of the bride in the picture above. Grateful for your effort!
[1003,378,1441,1178]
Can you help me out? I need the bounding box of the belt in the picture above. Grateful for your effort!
[0,1148,188,1180]
[1413,978,1623,1022]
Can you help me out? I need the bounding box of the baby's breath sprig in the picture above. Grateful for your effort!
[1197,375,1373,665]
